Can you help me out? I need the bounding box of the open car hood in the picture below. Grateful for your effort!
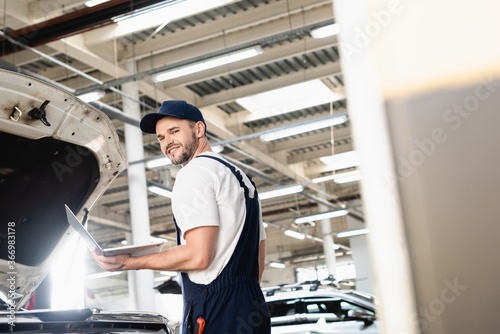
[0,307,173,333]
[0,69,127,309]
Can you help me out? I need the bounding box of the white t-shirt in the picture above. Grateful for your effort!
[171,152,266,284]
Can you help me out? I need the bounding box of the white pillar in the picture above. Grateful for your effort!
[333,1,419,333]
[125,232,137,310]
[346,216,374,293]
[122,60,156,312]
[318,204,337,278]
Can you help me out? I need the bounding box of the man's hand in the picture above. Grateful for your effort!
[89,226,218,272]
[92,251,131,271]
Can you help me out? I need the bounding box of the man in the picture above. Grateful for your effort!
[93,100,271,334]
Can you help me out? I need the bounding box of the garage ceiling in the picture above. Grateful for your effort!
[0,0,364,287]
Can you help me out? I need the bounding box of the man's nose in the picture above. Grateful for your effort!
[162,136,173,150]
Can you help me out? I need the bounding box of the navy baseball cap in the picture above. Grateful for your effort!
[140,100,206,134]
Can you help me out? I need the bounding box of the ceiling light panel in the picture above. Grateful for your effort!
[337,228,370,238]
[258,184,304,200]
[153,46,263,82]
[311,23,341,39]
[295,209,349,224]
[312,170,362,184]
[148,185,172,198]
[111,0,234,38]
[236,79,344,119]
[260,114,347,142]
[320,151,360,171]
[284,229,306,240]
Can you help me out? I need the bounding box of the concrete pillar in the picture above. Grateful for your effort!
[346,216,374,293]
[125,232,137,310]
[122,60,156,312]
[318,204,337,278]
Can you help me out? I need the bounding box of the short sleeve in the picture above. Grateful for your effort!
[258,197,266,241]
[172,165,220,240]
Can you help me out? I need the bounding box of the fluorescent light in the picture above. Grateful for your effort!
[236,79,344,118]
[87,271,123,280]
[337,228,370,238]
[284,229,306,240]
[312,174,336,183]
[320,151,360,171]
[332,243,341,250]
[159,271,178,277]
[269,262,286,269]
[311,24,341,39]
[153,46,263,82]
[295,210,348,224]
[148,185,172,198]
[77,90,105,103]
[260,114,347,142]
[259,184,304,200]
[334,171,362,184]
[312,170,362,184]
[112,0,233,37]
[85,0,110,7]
[146,157,172,169]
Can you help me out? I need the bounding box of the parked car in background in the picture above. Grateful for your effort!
[0,69,174,333]
[264,280,378,334]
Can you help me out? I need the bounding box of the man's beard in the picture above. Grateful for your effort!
[170,132,198,166]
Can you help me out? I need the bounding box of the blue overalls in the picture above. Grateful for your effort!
[174,155,271,334]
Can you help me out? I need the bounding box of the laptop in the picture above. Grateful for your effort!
[65,204,165,257]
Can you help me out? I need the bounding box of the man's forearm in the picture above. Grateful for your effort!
[258,239,266,283]
[124,243,212,272]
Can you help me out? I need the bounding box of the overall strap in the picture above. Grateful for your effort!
[195,154,258,198]
[173,217,181,246]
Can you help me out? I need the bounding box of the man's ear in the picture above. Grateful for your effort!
[196,121,206,138]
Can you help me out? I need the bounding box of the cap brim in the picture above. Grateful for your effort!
[140,113,168,134]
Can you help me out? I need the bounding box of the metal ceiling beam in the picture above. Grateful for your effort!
[86,0,332,52]
[74,18,335,96]
[47,37,129,80]
[287,143,354,165]
[0,29,152,111]
[267,126,352,154]
[199,61,342,109]
[0,0,168,55]
[213,112,348,147]
[162,37,338,89]
[134,3,335,69]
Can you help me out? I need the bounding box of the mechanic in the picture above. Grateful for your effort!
[93,100,271,334]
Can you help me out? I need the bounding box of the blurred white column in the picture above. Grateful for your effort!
[318,203,337,278]
[345,216,374,293]
[122,60,156,312]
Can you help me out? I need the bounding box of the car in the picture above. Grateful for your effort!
[0,302,174,333]
[0,69,174,333]
[264,280,378,334]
